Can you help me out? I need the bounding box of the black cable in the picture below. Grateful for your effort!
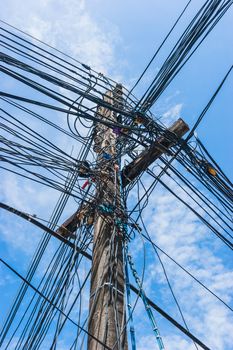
[128,0,192,95]
[0,257,111,350]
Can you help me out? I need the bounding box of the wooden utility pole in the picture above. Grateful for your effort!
[56,94,189,349]
[88,85,128,349]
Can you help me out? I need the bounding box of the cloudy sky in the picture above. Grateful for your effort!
[0,1,233,349]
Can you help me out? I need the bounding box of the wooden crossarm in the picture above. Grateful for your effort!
[121,118,189,187]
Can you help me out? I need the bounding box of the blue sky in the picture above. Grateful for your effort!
[0,1,233,349]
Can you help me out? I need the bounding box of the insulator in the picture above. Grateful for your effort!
[207,166,217,176]
[102,152,112,160]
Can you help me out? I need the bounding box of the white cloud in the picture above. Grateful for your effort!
[0,173,59,214]
[0,219,40,256]
[3,0,121,75]
[130,173,233,350]
[0,171,62,258]
[162,103,183,124]
[137,334,196,350]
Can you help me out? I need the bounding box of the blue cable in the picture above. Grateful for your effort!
[124,248,137,350]
[125,243,165,350]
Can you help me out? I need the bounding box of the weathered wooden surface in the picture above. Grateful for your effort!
[88,86,128,350]
[122,118,189,186]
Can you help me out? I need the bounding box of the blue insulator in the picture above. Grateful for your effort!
[102,152,112,160]
[98,204,114,214]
